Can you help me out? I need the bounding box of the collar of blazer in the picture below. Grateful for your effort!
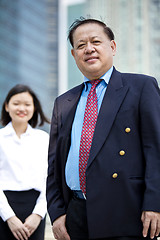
[88,68,129,168]
[59,68,129,167]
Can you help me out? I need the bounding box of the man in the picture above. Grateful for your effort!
[46,17,160,240]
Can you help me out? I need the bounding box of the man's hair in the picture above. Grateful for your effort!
[68,17,115,47]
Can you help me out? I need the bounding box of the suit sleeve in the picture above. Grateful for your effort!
[46,98,66,224]
[140,77,160,212]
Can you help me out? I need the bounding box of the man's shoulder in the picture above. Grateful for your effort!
[114,68,157,86]
[122,72,155,80]
[115,68,155,80]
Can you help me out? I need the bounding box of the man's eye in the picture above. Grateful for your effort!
[77,44,85,49]
[93,40,100,44]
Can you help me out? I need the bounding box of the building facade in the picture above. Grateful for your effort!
[1,0,159,128]
[58,0,160,94]
[0,0,58,131]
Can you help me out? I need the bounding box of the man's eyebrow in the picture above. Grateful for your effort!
[77,36,100,43]
[92,36,99,38]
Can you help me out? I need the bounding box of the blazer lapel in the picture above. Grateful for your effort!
[87,69,129,168]
[60,83,84,164]
[60,83,83,130]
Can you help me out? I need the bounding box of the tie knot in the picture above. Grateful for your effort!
[90,79,102,88]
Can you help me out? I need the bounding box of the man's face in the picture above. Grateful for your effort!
[71,23,116,80]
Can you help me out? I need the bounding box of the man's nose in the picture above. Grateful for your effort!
[85,43,95,53]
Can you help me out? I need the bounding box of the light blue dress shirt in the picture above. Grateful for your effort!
[65,66,113,190]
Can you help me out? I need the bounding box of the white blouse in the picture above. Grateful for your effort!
[0,122,49,221]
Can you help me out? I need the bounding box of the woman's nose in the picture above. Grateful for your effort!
[18,104,25,111]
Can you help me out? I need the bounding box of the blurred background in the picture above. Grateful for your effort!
[0,0,160,131]
[0,0,160,238]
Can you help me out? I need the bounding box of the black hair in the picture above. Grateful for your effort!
[0,84,50,127]
[68,16,115,47]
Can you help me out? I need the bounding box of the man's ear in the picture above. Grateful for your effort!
[71,48,75,58]
[111,40,116,56]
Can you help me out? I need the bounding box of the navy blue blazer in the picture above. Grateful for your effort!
[47,68,160,238]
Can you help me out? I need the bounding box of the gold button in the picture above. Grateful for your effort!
[119,150,125,156]
[125,127,131,133]
[112,173,118,178]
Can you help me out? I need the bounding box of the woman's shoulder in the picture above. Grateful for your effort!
[0,127,5,138]
[0,122,12,136]
[29,128,49,147]
[30,127,49,139]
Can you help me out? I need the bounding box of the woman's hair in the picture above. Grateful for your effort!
[1,84,50,127]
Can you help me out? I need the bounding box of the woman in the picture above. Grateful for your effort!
[0,84,50,240]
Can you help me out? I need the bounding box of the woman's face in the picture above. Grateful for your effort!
[5,92,34,125]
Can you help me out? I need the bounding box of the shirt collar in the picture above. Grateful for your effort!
[83,66,113,91]
[3,122,33,137]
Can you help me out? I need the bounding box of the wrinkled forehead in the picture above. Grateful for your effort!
[72,23,106,45]
[74,22,104,35]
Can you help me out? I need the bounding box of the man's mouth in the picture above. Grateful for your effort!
[85,56,98,62]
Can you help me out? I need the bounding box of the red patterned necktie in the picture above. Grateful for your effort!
[79,79,102,196]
